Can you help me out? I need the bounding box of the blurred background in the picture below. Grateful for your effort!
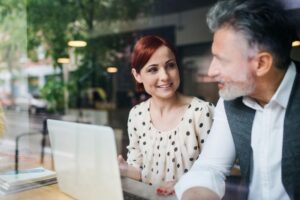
[0,0,299,170]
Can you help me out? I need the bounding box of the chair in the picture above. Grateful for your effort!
[14,116,60,173]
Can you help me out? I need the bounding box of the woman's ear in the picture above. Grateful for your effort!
[254,52,273,77]
[132,68,142,83]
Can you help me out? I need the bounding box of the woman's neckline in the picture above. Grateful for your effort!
[147,97,195,133]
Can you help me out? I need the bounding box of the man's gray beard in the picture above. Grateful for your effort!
[219,82,255,101]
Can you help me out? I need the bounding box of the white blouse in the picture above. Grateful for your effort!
[126,97,214,185]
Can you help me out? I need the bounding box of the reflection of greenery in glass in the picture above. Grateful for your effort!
[0,0,27,98]
[27,0,156,110]
[40,75,64,113]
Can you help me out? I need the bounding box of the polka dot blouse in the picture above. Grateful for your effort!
[126,97,215,185]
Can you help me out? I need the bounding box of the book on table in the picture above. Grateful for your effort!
[0,166,57,195]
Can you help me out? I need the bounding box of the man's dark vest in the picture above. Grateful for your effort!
[224,73,300,200]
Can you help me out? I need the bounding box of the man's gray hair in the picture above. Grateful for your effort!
[207,0,296,69]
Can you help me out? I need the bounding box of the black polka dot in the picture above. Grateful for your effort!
[181,117,184,121]
[143,133,146,137]
[177,164,180,168]
[142,122,145,126]
[149,127,151,130]
[201,139,204,143]
[134,127,137,131]
[207,130,210,134]
[199,123,203,128]
[189,119,192,123]
[147,108,150,111]
[143,141,146,145]
[172,158,175,162]
[137,141,140,144]
[167,152,170,156]
[169,135,172,140]
[167,168,170,172]
[174,131,177,135]
[194,146,197,150]
[149,183,152,185]
[189,158,194,161]
[172,141,175,145]
[160,137,163,141]
[195,107,199,111]
[156,170,159,174]
[151,168,153,172]
[184,169,188,173]
[188,104,191,108]
[130,134,132,137]
[139,136,141,139]
[156,162,158,166]
[206,113,210,117]
[186,131,190,136]
[139,112,142,115]
[157,145,160,150]
[159,153,161,157]
[174,147,178,152]
[129,119,131,122]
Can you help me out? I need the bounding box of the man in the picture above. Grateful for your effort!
[175,0,299,199]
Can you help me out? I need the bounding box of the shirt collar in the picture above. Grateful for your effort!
[271,62,296,108]
[243,62,296,110]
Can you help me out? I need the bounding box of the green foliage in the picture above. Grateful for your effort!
[27,0,157,108]
[40,76,65,113]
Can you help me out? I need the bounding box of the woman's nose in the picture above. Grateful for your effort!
[159,68,169,80]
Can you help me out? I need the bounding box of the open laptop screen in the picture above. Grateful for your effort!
[47,119,123,200]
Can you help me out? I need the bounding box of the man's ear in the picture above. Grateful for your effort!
[254,52,273,77]
[132,68,142,83]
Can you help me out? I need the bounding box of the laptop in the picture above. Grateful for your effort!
[47,119,125,200]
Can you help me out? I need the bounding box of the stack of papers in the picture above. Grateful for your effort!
[0,167,57,195]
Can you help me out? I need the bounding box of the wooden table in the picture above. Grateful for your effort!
[0,178,177,200]
[0,184,73,200]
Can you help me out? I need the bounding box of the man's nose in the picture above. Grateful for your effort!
[207,59,219,77]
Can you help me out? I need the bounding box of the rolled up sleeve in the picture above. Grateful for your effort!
[175,98,236,199]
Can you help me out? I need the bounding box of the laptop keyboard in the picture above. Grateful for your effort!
[123,191,148,200]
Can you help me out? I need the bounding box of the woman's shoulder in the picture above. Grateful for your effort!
[190,97,215,108]
[129,98,150,116]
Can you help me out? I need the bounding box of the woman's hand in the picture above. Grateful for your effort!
[118,155,128,177]
[156,180,176,196]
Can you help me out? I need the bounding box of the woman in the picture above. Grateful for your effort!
[118,35,214,195]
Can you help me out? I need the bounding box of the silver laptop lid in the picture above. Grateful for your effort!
[47,119,123,200]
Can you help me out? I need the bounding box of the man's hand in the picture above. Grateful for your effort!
[181,187,220,200]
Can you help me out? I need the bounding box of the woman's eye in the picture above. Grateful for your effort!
[167,62,176,68]
[147,68,157,73]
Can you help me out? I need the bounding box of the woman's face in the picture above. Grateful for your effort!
[132,45,180,100]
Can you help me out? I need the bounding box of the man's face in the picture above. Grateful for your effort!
[208,27,257,100]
